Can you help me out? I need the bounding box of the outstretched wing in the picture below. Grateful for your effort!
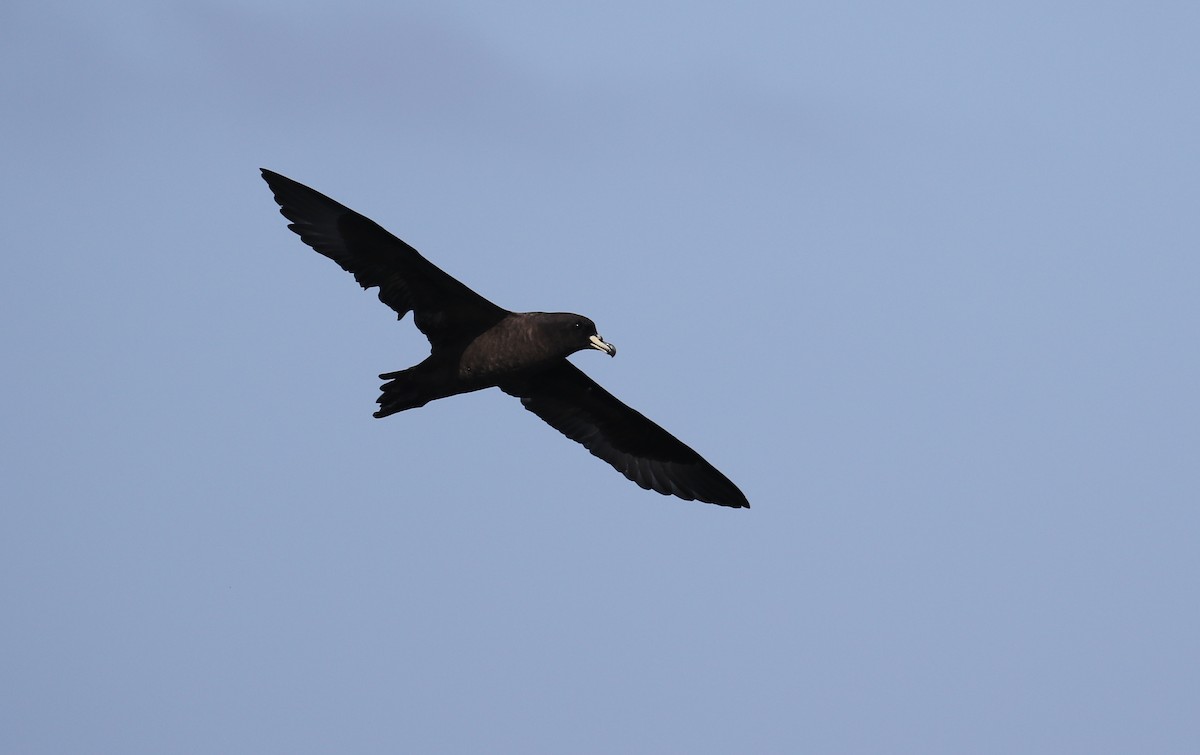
[501,363,749,508]
[261,169,509,349]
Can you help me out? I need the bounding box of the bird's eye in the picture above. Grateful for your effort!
[573,321,583,329]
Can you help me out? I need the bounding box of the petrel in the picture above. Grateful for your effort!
[262,170,749,508]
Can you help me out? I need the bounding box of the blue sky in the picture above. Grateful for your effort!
[3,1,1198,752]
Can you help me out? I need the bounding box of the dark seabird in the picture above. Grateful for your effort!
[261,169,749,509]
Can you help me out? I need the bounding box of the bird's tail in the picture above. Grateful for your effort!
[374,368,431,418]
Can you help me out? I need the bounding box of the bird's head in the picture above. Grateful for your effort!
[538,313,616,358]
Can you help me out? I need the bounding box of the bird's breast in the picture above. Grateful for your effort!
[458,326,558,381]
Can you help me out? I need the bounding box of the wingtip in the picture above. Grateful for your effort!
[260,168,280,193]
[703,486,750,509]
[716,496,751,509]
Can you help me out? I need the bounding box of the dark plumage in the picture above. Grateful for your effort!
[261,169,749,509]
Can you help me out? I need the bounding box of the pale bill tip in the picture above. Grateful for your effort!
[589,334,616,356]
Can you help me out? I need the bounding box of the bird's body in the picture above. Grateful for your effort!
[375,312,608,415]
[261,169,748,508]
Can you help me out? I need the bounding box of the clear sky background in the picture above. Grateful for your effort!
[3,1,1198,752]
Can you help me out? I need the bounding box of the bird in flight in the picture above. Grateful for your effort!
[261,169,748,508]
